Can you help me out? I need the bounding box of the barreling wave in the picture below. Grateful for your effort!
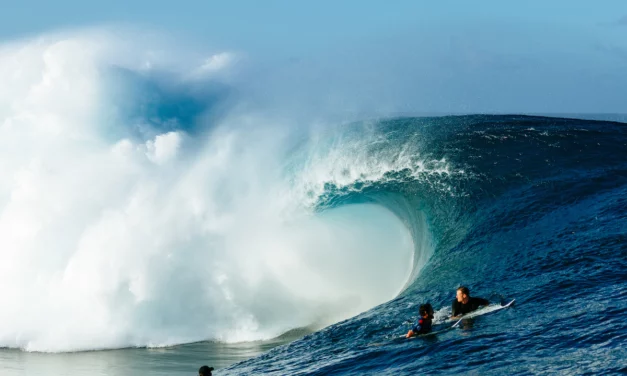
[223,114,627,375]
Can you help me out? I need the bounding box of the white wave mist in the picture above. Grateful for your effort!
[0,30,446,352]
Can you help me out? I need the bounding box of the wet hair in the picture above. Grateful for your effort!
[199,365,214,375]
[419,303,434,319]
[457,286,470,296]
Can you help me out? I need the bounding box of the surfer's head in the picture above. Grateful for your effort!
[199,365,214,376]
[419,303,434,320]
[456,286,470,303]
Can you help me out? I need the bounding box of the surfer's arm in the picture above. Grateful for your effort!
[406,320,422,337]
[451,301,459,318]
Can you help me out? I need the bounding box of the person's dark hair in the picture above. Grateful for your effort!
[199,365,214,375]
[457,286,470,296]
[419,303,434,319]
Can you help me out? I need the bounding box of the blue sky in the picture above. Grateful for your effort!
[2,1,626,113]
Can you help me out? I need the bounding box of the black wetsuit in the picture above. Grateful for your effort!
[411,318,433,335]
[452,297,490,317]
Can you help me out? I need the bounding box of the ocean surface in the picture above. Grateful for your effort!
[2,113,625,375]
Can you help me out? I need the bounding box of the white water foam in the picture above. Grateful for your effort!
[0,30,449,352]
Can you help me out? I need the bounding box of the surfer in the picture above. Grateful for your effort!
[199,365,214,376]
[451,286,489,319]
[406,303,434,338]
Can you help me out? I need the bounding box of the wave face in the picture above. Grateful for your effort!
[221,116,627,375]
[1,31,626,375]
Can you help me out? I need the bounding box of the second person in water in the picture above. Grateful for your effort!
[451,286,489,319]
[406,303,434,338]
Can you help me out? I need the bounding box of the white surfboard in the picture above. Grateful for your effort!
[402,325,455,340]
[451,299,516,328]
